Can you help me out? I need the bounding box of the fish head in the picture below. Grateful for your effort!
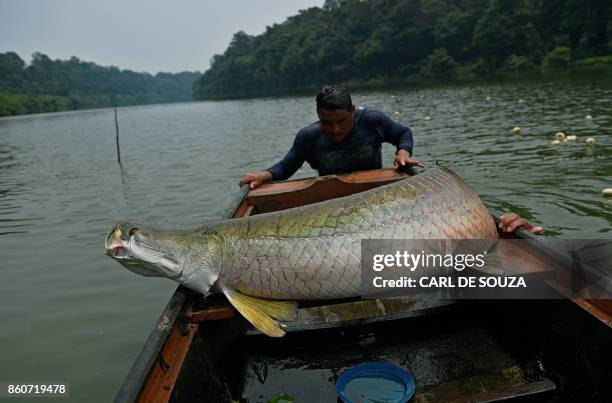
[105,222,184,279]
[105,222,223,295]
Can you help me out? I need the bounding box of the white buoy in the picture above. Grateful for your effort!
[551,140,561,145]
[555,132,566,141]
[603,189,612,197]
[585,115,593,121]
[486,96,491,101]
[586,137,596,145]
[511,127,521,134]
[393,111,400,115]
[358,106,364,110]
[424,116,431,121]
[566,135,577,141]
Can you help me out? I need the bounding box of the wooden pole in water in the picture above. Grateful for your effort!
[114,106,122,166]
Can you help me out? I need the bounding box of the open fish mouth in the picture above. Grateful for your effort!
[107,245,128,258]
[105,223,132,259]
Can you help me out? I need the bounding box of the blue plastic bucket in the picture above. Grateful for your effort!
[336,362,415,403]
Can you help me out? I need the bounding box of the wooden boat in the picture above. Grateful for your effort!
[115,168,612,403]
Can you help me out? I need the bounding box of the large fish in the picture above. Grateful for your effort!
[105,166,497,336]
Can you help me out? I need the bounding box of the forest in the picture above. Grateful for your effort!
[193,0,612,99]
[0,52,200,117]
[3,0,612,115]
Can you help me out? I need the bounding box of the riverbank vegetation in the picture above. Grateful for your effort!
[3,0,611,116]
[0,52,200,117]
[193,0,612,99]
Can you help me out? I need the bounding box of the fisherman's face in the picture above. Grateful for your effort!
[318,106,355,143]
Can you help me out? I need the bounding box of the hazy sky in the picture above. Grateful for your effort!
[0,0,323,74]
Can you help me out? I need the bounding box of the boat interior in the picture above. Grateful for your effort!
[118,168,612,403]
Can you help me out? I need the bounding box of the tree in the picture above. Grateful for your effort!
[504,54,536,73]
[0,52,27,92]
[541,46,572,68]
[420,48,458,77]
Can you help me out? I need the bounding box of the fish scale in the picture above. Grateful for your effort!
[215,166,497,299]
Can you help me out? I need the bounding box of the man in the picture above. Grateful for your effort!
[239,84,422,189]
[240,85,542,235]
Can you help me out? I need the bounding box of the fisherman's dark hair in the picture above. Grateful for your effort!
[316,84,352,111]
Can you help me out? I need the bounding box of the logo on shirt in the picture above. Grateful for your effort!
[319,144,375,170]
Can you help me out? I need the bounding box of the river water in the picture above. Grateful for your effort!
[0,76,610,401]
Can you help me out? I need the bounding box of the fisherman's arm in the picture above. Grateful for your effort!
[240,134,307,189]
[499,213,543,234]
[376,112,423,169]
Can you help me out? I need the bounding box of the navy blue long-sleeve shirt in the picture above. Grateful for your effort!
[267,109,414,180]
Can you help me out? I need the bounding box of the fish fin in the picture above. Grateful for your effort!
[219,285,297,337]
[252,298,298,321]
[228,289,297,320]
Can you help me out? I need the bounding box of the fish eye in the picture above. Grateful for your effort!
[128,227,139,237]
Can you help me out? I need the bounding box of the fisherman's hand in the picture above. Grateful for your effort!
[393,149,423,170]
[499,213,543,234]
[239,171,272,189]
